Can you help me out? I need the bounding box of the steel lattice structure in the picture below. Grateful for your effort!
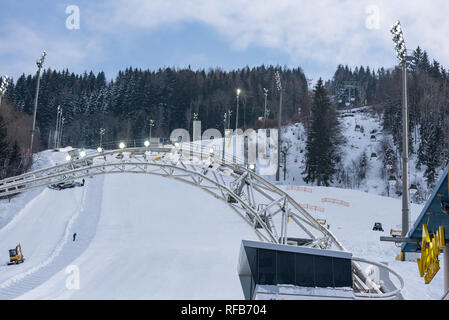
[0,145,403,298]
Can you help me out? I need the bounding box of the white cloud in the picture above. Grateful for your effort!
[94,0,449,78]
[2,1,449,81]
[0,24,101,80]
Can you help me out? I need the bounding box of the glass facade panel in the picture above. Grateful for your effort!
[258,249,276,285]
[332,258,353,287]
[242,243,353,299]
[295,253,315,287]
[276,251,295,285]
[314,255,334,287]
[244,247,258,296]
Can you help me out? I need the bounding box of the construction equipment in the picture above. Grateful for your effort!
[7,244,24,265]
[48,180,76,190]
[316,218,327,227]
[373,222,384,232]
[390,229,402,238]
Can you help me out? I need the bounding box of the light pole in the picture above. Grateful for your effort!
[223,112,227,160]
[391,20,410,236]
[263,88,268,128]
[54,105,62,149]
[275,71,283,182]
[148,119,155,146]
[224,110,232,160]
[58,117,65,148]
[99,128,105,149]
[29,50,46,156]
[0,75,9,108]
[235,89,241,131]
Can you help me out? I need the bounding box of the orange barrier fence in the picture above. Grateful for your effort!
[321,198,350,207]
[286,186,313,193]
[300,203,325,213]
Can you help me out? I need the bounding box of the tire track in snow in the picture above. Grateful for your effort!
[0,176,104,299]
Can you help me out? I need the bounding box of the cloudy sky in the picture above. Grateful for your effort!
[1,0,448,83]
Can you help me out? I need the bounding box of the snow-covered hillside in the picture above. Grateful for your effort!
[0,147,445,300]
[270,106,442,205]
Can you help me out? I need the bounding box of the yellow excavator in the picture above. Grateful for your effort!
[7,244,24,265]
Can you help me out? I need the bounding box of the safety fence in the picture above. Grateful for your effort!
[286,186,313,193]
[300,203,325,213]
[321,198,350,207]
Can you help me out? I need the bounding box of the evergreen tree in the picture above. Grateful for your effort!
[303,79,343,186]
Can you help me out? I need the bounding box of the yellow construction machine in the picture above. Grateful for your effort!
[7,244,24,265]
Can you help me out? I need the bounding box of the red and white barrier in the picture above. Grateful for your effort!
[286,186,313,193]
[321,198,350,207]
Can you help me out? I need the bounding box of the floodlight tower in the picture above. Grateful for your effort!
[391,20,410,236]
[30,50,47,155]
[275,71,283,182]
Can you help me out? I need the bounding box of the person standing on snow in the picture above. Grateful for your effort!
[73,233,77,241]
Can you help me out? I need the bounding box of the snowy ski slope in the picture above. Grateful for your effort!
[0,149,445,300]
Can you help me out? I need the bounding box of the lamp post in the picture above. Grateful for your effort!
[235,89,241,131]
[234,90,241,163]
[54,105,62,149]
[391,20,410,236]
[226,110,232,161]
[148,119,155,146]
[223,112,227,160]
[263,88,268,128]
[99,128,106,150]
[0,75,9,108]
[275,71,283,182]
[29,51,46,156]
[58,117,65,148]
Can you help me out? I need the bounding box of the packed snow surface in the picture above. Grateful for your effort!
[0,147,445,300]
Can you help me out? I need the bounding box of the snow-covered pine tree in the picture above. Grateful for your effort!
[303,79,343,186]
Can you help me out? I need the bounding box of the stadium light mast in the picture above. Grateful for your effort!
[0,75,9,108]
[30,50,46,156]
[391,20,410,236]
[275,71,283,182]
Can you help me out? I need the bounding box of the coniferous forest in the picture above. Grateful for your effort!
[0,46,448,187]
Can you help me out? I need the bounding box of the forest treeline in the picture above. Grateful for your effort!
[2,65,309,148]
[0,46,448,187]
